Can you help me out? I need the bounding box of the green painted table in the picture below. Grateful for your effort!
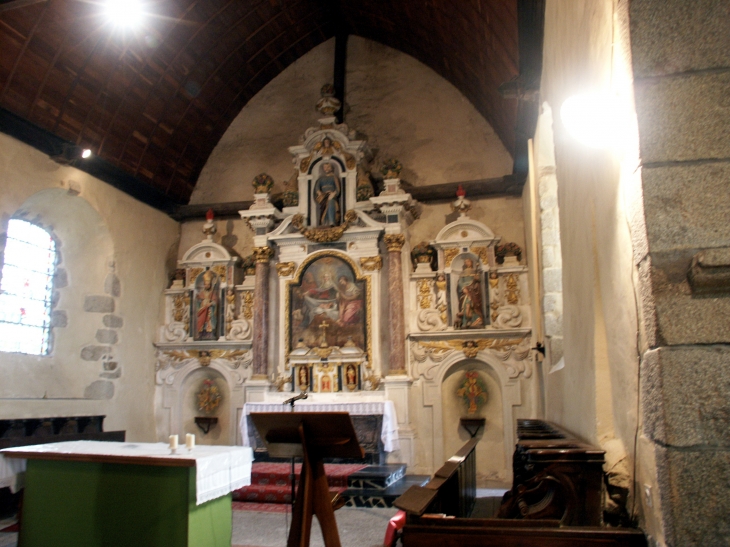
[1,441,252,547]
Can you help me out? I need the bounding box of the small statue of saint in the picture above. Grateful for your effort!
[194,270,219,340]
[313,162,341,226]
[454,258,485,329]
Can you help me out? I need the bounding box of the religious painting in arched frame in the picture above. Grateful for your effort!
[286,252,370,357]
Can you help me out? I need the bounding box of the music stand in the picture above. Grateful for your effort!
[251,412,365,547]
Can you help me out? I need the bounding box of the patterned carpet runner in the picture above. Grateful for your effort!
[231,463,367,506]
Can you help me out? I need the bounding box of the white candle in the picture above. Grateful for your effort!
[185,433,195,450]
[169,434,178,450]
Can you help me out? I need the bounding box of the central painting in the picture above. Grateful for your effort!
[288,254,367,352]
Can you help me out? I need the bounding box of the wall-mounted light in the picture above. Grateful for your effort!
[560,92,628,149]
[81,149,92,159]
[50,143,93,165]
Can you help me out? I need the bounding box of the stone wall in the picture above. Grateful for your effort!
[630,1,730,545]
[0,132,179,441]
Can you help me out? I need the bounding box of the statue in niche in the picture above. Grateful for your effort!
[194,270,219,340]
[313,161,341,226]
[290,256,366,350]
[345,364,358,390]
[454,258,485,329]
[297,366,309,390]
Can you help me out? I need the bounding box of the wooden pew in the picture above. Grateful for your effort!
[394,419,647,547]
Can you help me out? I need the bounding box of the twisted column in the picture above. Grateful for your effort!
[384,234,407,375]
[252,246,273,378]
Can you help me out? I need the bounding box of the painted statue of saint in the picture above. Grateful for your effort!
[455,258,485,329]
[195,270,219,340]
[313,162,340,226]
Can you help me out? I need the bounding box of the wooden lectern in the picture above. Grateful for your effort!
[251,412,365,547]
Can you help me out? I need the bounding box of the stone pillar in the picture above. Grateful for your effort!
[252,246,273,378]
[629,1,730,544]
[384,234,406,375]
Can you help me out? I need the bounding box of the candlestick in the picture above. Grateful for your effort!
[185,433,195,450]
[169,434,178,451]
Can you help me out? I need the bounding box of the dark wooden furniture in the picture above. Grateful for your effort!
[251,412,364,547]
[498,419,605,526]
[0,415,125,450]
[395,438,478,519]
[402,518,647,547]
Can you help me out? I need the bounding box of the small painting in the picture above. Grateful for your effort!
[320,374,333,393]
[289,255,366,351]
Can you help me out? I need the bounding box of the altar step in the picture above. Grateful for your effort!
[231,462,429,509]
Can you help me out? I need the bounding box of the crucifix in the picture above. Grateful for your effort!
[319,321,330,348]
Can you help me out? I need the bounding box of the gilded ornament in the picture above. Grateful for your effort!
[495,242,522,264]
[418,279,433,309]
[253,246,273,263]
[172,294,187,322]
[212,265,227,283]
[314,346,335,359]
[300,155,312,173]
[381,158,402,179]
[418,338,525,359]
[489,271,499,289]
[470,246,489,265]
[457,371,488,414]
[242,291,254,320]
[316,83,341,116]
[189,267,204,285]
[360,256,382,271]
[197,379,222,414]
[276,262,297,277]
[384,234,405,252]
[443,248,459,268]
[344,152,356,171]
[506,274,520,305]
[252,173,274,194]
[290,210,358,243]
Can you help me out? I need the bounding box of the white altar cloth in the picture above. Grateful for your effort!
[240,401,400,452]
[0,440,253,505]
[0,452,25,492]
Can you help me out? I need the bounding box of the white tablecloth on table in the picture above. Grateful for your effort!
[240,401,400,452]
[0,441,253,505]
[0,452,25,492]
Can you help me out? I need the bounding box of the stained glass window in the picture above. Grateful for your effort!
[0,219,56,355]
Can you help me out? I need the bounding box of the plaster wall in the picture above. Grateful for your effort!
[0,132,180,441]
[539,0,642,518]
[191,36,512,205]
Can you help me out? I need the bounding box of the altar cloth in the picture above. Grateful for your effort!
[240,401,400,452]
[1,440,253,505]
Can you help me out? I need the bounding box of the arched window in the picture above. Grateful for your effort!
[0,219,57,355]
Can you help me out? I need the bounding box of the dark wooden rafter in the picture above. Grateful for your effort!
[166,19,332,196]
[0,0,524,206]
[156,3,329,183]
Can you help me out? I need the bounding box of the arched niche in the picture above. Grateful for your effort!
[441,361,507,484]
[420,351,522,479]
[157,356,247,445]
[180,367,230,445]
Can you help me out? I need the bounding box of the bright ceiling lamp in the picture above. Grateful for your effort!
[104,0,145,29]
[560,92,628,149]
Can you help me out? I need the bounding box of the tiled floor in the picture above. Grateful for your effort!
[0,506,398,547]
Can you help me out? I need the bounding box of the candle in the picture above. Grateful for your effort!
[169,434,178,450]
[186,433,195,450]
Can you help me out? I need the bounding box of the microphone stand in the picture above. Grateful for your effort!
[283,391,308,512]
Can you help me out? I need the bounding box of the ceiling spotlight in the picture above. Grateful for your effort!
[560,92,628,149]
[81,149,92,159]
[105,0,145,29]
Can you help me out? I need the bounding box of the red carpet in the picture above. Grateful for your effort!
[231,462,366,508]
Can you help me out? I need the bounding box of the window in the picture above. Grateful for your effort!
[0,219,56,355]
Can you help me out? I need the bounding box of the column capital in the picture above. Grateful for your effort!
[384,234,406,252]
[253,246,274,263]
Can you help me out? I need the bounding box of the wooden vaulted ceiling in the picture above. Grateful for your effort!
[0,0,523,207]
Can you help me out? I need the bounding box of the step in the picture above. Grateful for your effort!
[346,464,407,490]
[343,474,430,508]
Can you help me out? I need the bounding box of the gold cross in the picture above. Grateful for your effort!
[319,321,330,348]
